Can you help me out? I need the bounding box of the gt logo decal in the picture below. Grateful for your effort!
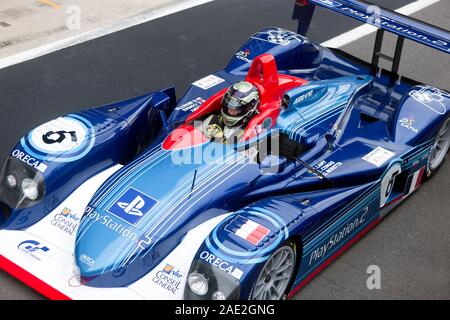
[17,240,51,261]
[18,240,49,253]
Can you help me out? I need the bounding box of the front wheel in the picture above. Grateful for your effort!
[251,242,296,300]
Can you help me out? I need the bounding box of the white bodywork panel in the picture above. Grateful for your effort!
[0,165,229,300]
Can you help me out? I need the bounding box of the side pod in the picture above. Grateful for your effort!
[0,89,175,229]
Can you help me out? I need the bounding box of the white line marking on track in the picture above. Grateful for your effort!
[320,0,442,48]
[0,0,214,70]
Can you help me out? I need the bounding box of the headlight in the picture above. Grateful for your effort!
[0,156,45,209]
[188,273,209,296]
[21,178,39,201]
[184,260,241,300]
[6,175,17,188]
[212,291,226,300]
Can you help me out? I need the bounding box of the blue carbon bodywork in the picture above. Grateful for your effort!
[0,88,176,229]
[1,27,449,297]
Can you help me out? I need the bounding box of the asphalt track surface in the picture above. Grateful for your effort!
[0,0,449,299]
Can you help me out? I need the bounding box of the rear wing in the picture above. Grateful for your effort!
[294,0,450,79]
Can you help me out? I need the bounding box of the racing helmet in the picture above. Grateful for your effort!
[221,81,260,127]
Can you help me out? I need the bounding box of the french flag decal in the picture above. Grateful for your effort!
[405,166,426,195]
[226,216,271,246]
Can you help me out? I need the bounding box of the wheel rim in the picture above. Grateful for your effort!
[251,245,295,300]
[430,119,450,171]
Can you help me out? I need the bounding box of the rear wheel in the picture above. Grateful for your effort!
[428,118,450,174]
[251,243,296,300]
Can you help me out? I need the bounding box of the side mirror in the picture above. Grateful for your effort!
[151,91,174,130]
[324,133,336,149]
[259,155,287,175]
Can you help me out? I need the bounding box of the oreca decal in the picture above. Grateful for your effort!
[20,114,95,163]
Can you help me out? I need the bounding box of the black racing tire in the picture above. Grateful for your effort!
[250,240,297,300]
[427,117,450,177]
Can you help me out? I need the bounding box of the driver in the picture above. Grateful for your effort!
[203,81,260,143]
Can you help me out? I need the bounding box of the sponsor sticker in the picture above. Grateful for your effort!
[50,207,80,236]
[11,149,48,173]
[17,240,50,261]
[409,86,448,115]
[79,253,95,267]
[226,215,270,246]
[293,90,314,106]
[152,264,184,294]
[252,28,305,46]
[199,251,244,280]
[84,206,139,241]
[405,166,426,195]
[309,207,368,266]
[108,188,157,225]
[313,160,342,176]
[327,5,450,53]
[362,147,395,167]
[235,49,252,63]
[261,117,273,129]
[175,97,206,112]
[399,116,418,133]
[193,75,225,90]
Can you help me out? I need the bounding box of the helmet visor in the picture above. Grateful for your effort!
[222,92,248,117]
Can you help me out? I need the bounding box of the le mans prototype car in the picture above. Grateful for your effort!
[0,0,449,300]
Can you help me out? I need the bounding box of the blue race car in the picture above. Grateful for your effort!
[0,0,449,300]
